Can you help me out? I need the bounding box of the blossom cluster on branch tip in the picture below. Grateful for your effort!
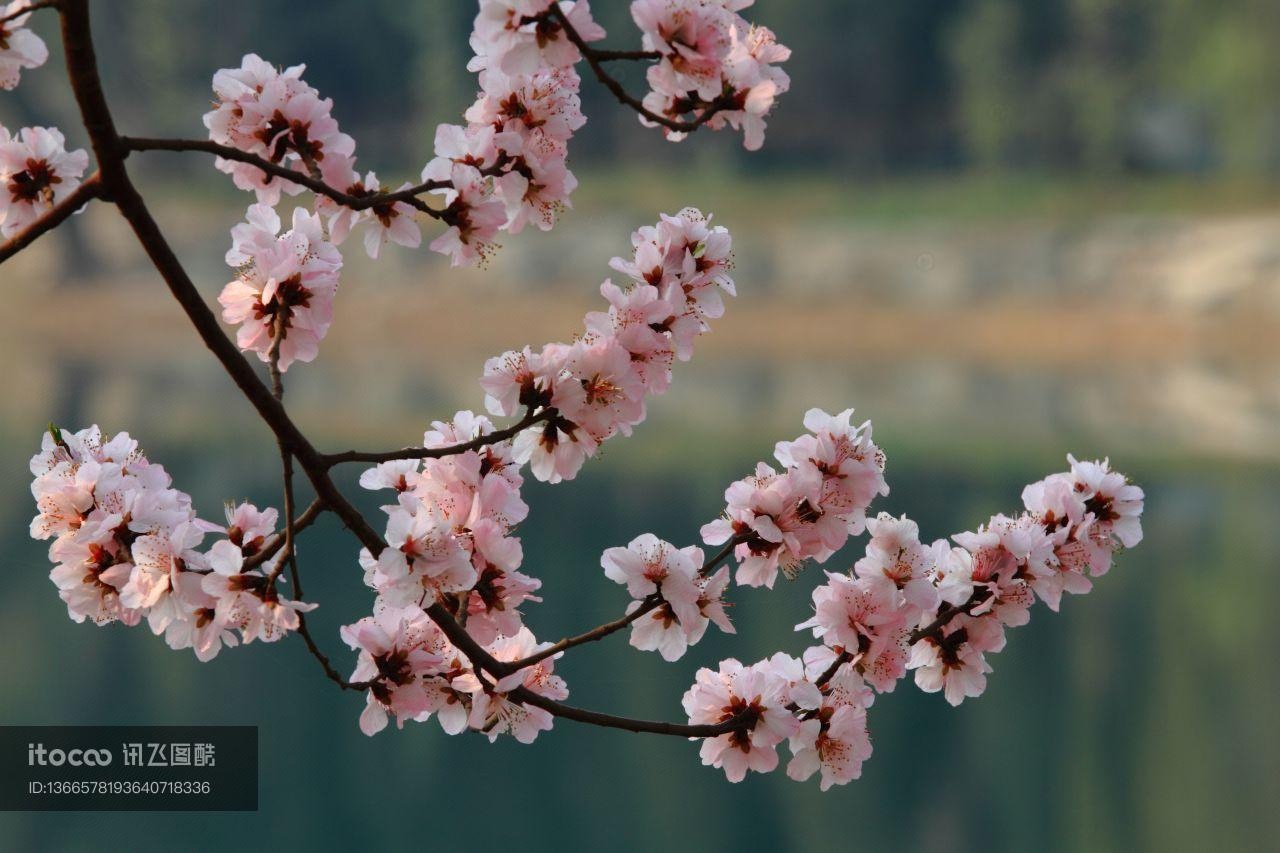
[482,207,733,482]
[632,0,790,149]
[0,1,46,90]
[677,450,1143,788]
[702,408,889,588]
[0,126,89,238]
[29,426,313,660]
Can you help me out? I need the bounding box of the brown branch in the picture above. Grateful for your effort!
[504,537,743,671]
[908,589,991,645]
[320,407,550,468]
[265,315,299,590]
[295,610,367,691]
[591,48,661,62]
[549,2,732,134]
[0,0,57,26]
[510,687,747,737]
[814,649,853,689]
[120,136,446,217]
[0,173,102,264]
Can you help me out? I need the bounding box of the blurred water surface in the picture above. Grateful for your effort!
[1,184,1278,852]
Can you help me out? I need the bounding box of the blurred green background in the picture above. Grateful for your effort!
[2,1,1279,851]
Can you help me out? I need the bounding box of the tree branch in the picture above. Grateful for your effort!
[0,0,57,26]
[320,407,551,467]
[510,687,747,737]
[0,173,102,264]
[504,537,743,671]
[264,315,299,590]
[120,136,446,217]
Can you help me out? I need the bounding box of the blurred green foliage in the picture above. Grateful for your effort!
[6,0,1280,179]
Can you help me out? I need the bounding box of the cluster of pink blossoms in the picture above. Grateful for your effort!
[0,125,89,239]
[341,609,567,742]
[681,452,1143,788]
[702,408,889,588]
[346,411,563,738]
[0,1,47,90]
[217,203,342,371]
[482,207,734,483]
[341,208,735,738]
[29,426,313,661]
[683,653,872,789]
[600,533,733,661]
[631,0,791,149]
[197,1,788,369]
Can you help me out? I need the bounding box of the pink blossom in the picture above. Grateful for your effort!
[121,522,207,631]
[218,205,342,371]
[204,54,356,205]
[796,572,910,692]
[853,512,942,618]
[602,533,704,661]
[701,462,806,588]
[632,1,789,149]
[163,572,240,662]
[358,460,422,494]
[480,345,559,417]
[341,605,446,736]
[462,518,541,644]
[787,702,873,791]
[428,163,506,266]
[465,66,585,155]
[471,0,604,76]
[950,513,1052,628]
[908,613,1006,706]
[470,627,568,743]
[330,171,420,259]
[683,656,801,782]
[1067,455,1145,571]
[0,2,48,90]
[492,144,577,233]
[632,0,733,100]
[701,406,891,586]
[47,517,138,626]
[774,408,888,540]
[0,126,89,238]
[362,504,477,606]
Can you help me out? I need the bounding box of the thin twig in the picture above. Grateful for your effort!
[503,537,743,671]
[265,313,298,590]
[120,136,447,217]
[320,407,550,467]
[0,0,57,26]
[0,173,102,264]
